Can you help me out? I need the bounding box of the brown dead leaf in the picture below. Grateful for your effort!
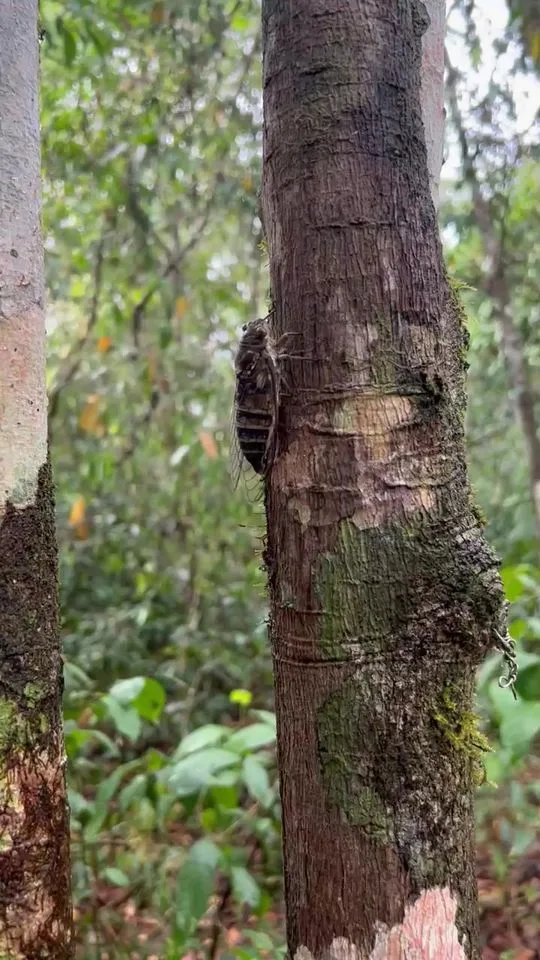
[77,707,93,727]
[69,495,86,528]
[199,431,218,459]
[175,296,188,319]
[74,521,90,542]
[478,880,505,909]
[225,927,243,946]
[68,496,90,540]
[150,1,165,24]
[79,395,106,436]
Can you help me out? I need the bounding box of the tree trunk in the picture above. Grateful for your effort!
[261,2,505,958]
[0,2,73,956]
[446,56,540,543]
[420,0,446,209]
[493,287,540,541]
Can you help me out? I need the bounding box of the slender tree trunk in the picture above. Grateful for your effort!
[420,0,446,209]
[0,2,73,956]
[446,56,540,542]
[493,286,540,539]
[261,2,505,958]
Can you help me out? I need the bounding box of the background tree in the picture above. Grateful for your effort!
[0,1,72,956]
[444,0,540,548]
[33,0,540,956]
[262,1,506,957]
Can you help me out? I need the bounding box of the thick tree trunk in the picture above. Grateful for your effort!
[0,2,73,956]
[261,2,505,958]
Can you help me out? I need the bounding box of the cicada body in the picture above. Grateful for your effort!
[231,315,280,495]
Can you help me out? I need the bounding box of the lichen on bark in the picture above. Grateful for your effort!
[432,683,492,786]
[316,514,504,665]
[317,685,394,842]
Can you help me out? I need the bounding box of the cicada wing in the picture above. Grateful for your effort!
[244,467,265,504]
[260,353,280,479]
[229,401,265,502]
[228,401,244,491]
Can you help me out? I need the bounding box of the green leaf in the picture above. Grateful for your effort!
[508,618,527,640]
[103,697,141,741]
[487,678,519,722]
[200,807,217,831]
[246,930,274,950]
[63,661,93,689]
[145,748,167,772]
[515,660,540,701]
[227,723,276,753]
[209,784,239,810]
[107,676,165,723]
[231,866,260,908]
[84,763,137,840]
[229,688,252,707]
[499,701,540,754]
[501,565,533,602]
[242,755,271,806]
[176,724,227,758]
[65,727,119,758]
[109,677,146,704]
[85,24,109,55]
[509,827,536,858]
[231,12,251,31]
[476,652,500,692]
[159,329,173,350]
[211,769,238,787]
[252,710,277,729]
[525,616,540,635]
[133,677,166,722]
[62,26,77,66]
[119,773,148,811]
[103,866,130,887]
[68,789,91,816]
[174,845,218,936]
[166,748,239,797]
[482,750,505,786]
[189,838,222,869]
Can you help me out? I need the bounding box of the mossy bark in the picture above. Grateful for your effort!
[0,460,73,958]
[261,2,506,958]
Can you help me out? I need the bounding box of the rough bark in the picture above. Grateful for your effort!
[0,2,73,956]
[446,56,540,542]
[261,2,505,958]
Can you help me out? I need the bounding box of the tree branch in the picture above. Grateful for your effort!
[48,230,107,427]
[131,194,214,347]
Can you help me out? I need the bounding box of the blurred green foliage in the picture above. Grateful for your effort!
[39,0,539,956]
[444,161,540,560]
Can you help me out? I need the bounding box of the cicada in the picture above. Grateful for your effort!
[230,314,281,497]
